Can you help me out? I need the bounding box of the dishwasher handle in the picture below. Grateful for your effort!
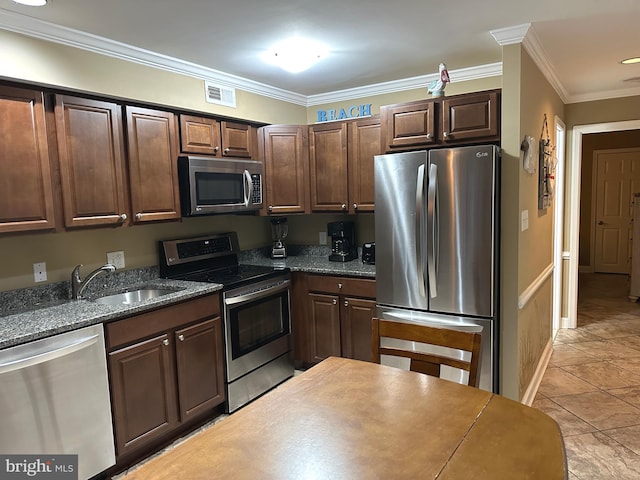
[0,334,100,374]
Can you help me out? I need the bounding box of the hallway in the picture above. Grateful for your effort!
[534,273,640,478]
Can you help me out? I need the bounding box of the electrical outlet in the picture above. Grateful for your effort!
[107,251,125,269]
[319,231,327,245]
[33,262,47,282]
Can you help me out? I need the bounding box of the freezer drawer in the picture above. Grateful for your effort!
[376,305,495,392]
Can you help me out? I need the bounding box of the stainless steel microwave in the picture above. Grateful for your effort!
[178,155,263,216]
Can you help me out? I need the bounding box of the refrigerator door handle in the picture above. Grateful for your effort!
[427,163,438,298]
[416,163,427,298]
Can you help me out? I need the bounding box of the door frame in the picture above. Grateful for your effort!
[552,116,565,336]
[567,120,640,328]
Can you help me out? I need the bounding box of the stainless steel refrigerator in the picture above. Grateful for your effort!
[374,145,499,392]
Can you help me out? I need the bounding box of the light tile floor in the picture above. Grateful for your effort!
[534,273,640,479]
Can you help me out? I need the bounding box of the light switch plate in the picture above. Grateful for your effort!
[319,231,327,245]
[521,210,529,232]
[107,251,125,269]
[33,262,47,282]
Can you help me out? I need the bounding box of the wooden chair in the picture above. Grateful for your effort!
[371,317,482,387]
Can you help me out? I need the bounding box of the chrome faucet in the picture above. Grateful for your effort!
[71,263,116,300]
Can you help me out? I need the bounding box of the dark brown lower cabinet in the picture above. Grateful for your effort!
[108,334,178,456]
[302,274,376,365]
[105,294,224,466]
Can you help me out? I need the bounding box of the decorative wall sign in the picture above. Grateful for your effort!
[316,104,372,122]
[538,114,556,210]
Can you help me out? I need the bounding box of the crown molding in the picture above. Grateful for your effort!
[490,23,531,46]
[0,9,308,105]
[306,63,503,106]
[521,25,570,103]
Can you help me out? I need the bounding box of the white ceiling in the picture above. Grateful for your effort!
[1,0,639,105]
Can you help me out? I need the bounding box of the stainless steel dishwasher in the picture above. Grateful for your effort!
[0,324,116,479]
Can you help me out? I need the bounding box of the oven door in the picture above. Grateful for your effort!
[223,276,291,382]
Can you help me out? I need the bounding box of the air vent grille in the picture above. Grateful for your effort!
[204,81,236,108]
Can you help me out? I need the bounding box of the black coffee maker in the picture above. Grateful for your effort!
[328,221,358,262]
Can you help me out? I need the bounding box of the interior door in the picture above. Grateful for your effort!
[593,148,640,273]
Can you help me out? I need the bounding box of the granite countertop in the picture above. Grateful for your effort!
[0,248,375,350]
[239,246,376,278]
[0,269,221,350]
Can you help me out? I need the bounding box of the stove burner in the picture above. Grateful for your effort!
[159,232,286,289]
[185,264,281,288]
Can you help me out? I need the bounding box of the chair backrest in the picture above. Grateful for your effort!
[371,317,482,387]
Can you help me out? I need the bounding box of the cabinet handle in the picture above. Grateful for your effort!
[332,299,337,305]
[353,203,358,210]
[224,147,230,154]
[178,334,185,342]
[426,133,433,140]
[213,146,219,153]
[119,213,127,222]
[135,213,142,220]
[163,339,169,346]
[341,203,347,210]
[338,283,343,289]
[443,132,452,139]
[268,205,274,212]
[344,301,349,307]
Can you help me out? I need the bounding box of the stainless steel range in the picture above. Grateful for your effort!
[159,232,293,412]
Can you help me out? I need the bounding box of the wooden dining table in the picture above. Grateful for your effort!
[122,356,567,479]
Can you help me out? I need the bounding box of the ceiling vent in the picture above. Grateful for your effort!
[204,81,236,108]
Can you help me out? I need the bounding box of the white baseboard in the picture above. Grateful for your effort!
[560,316,572,329]
[520,338,553,406]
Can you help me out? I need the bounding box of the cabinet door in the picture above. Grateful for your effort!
[441,91,500,144]
[380,99,436,152]
[341,297,377,362]
[108,334,178,457]
[348,117,381,213]
[260,125,309,214]
[309,122,349,212]
[174,317,225,421]
[0,86,56,233]
[126,106,181,223]
[221,121,256,158]
[179,114,221,156]
[55,95,128,227]
[308,293,341,363]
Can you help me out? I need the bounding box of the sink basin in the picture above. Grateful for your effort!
[91,287,181,306]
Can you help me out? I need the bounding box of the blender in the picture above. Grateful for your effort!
[270,217,288,258]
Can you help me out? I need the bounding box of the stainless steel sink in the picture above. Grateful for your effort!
[91,287,181,305]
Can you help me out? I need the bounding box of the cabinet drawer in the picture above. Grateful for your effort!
[106,293,220,349]
[307,274,376,298]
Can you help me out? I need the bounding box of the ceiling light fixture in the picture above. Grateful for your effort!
[12,0,47,5]
[262,37,328,74]
[621,57,640,65]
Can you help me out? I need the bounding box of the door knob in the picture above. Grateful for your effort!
[598,221,605,225]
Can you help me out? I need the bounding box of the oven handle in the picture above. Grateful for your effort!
[224,279,291,306]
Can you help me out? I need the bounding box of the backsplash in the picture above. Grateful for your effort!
[0,266,159,317]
